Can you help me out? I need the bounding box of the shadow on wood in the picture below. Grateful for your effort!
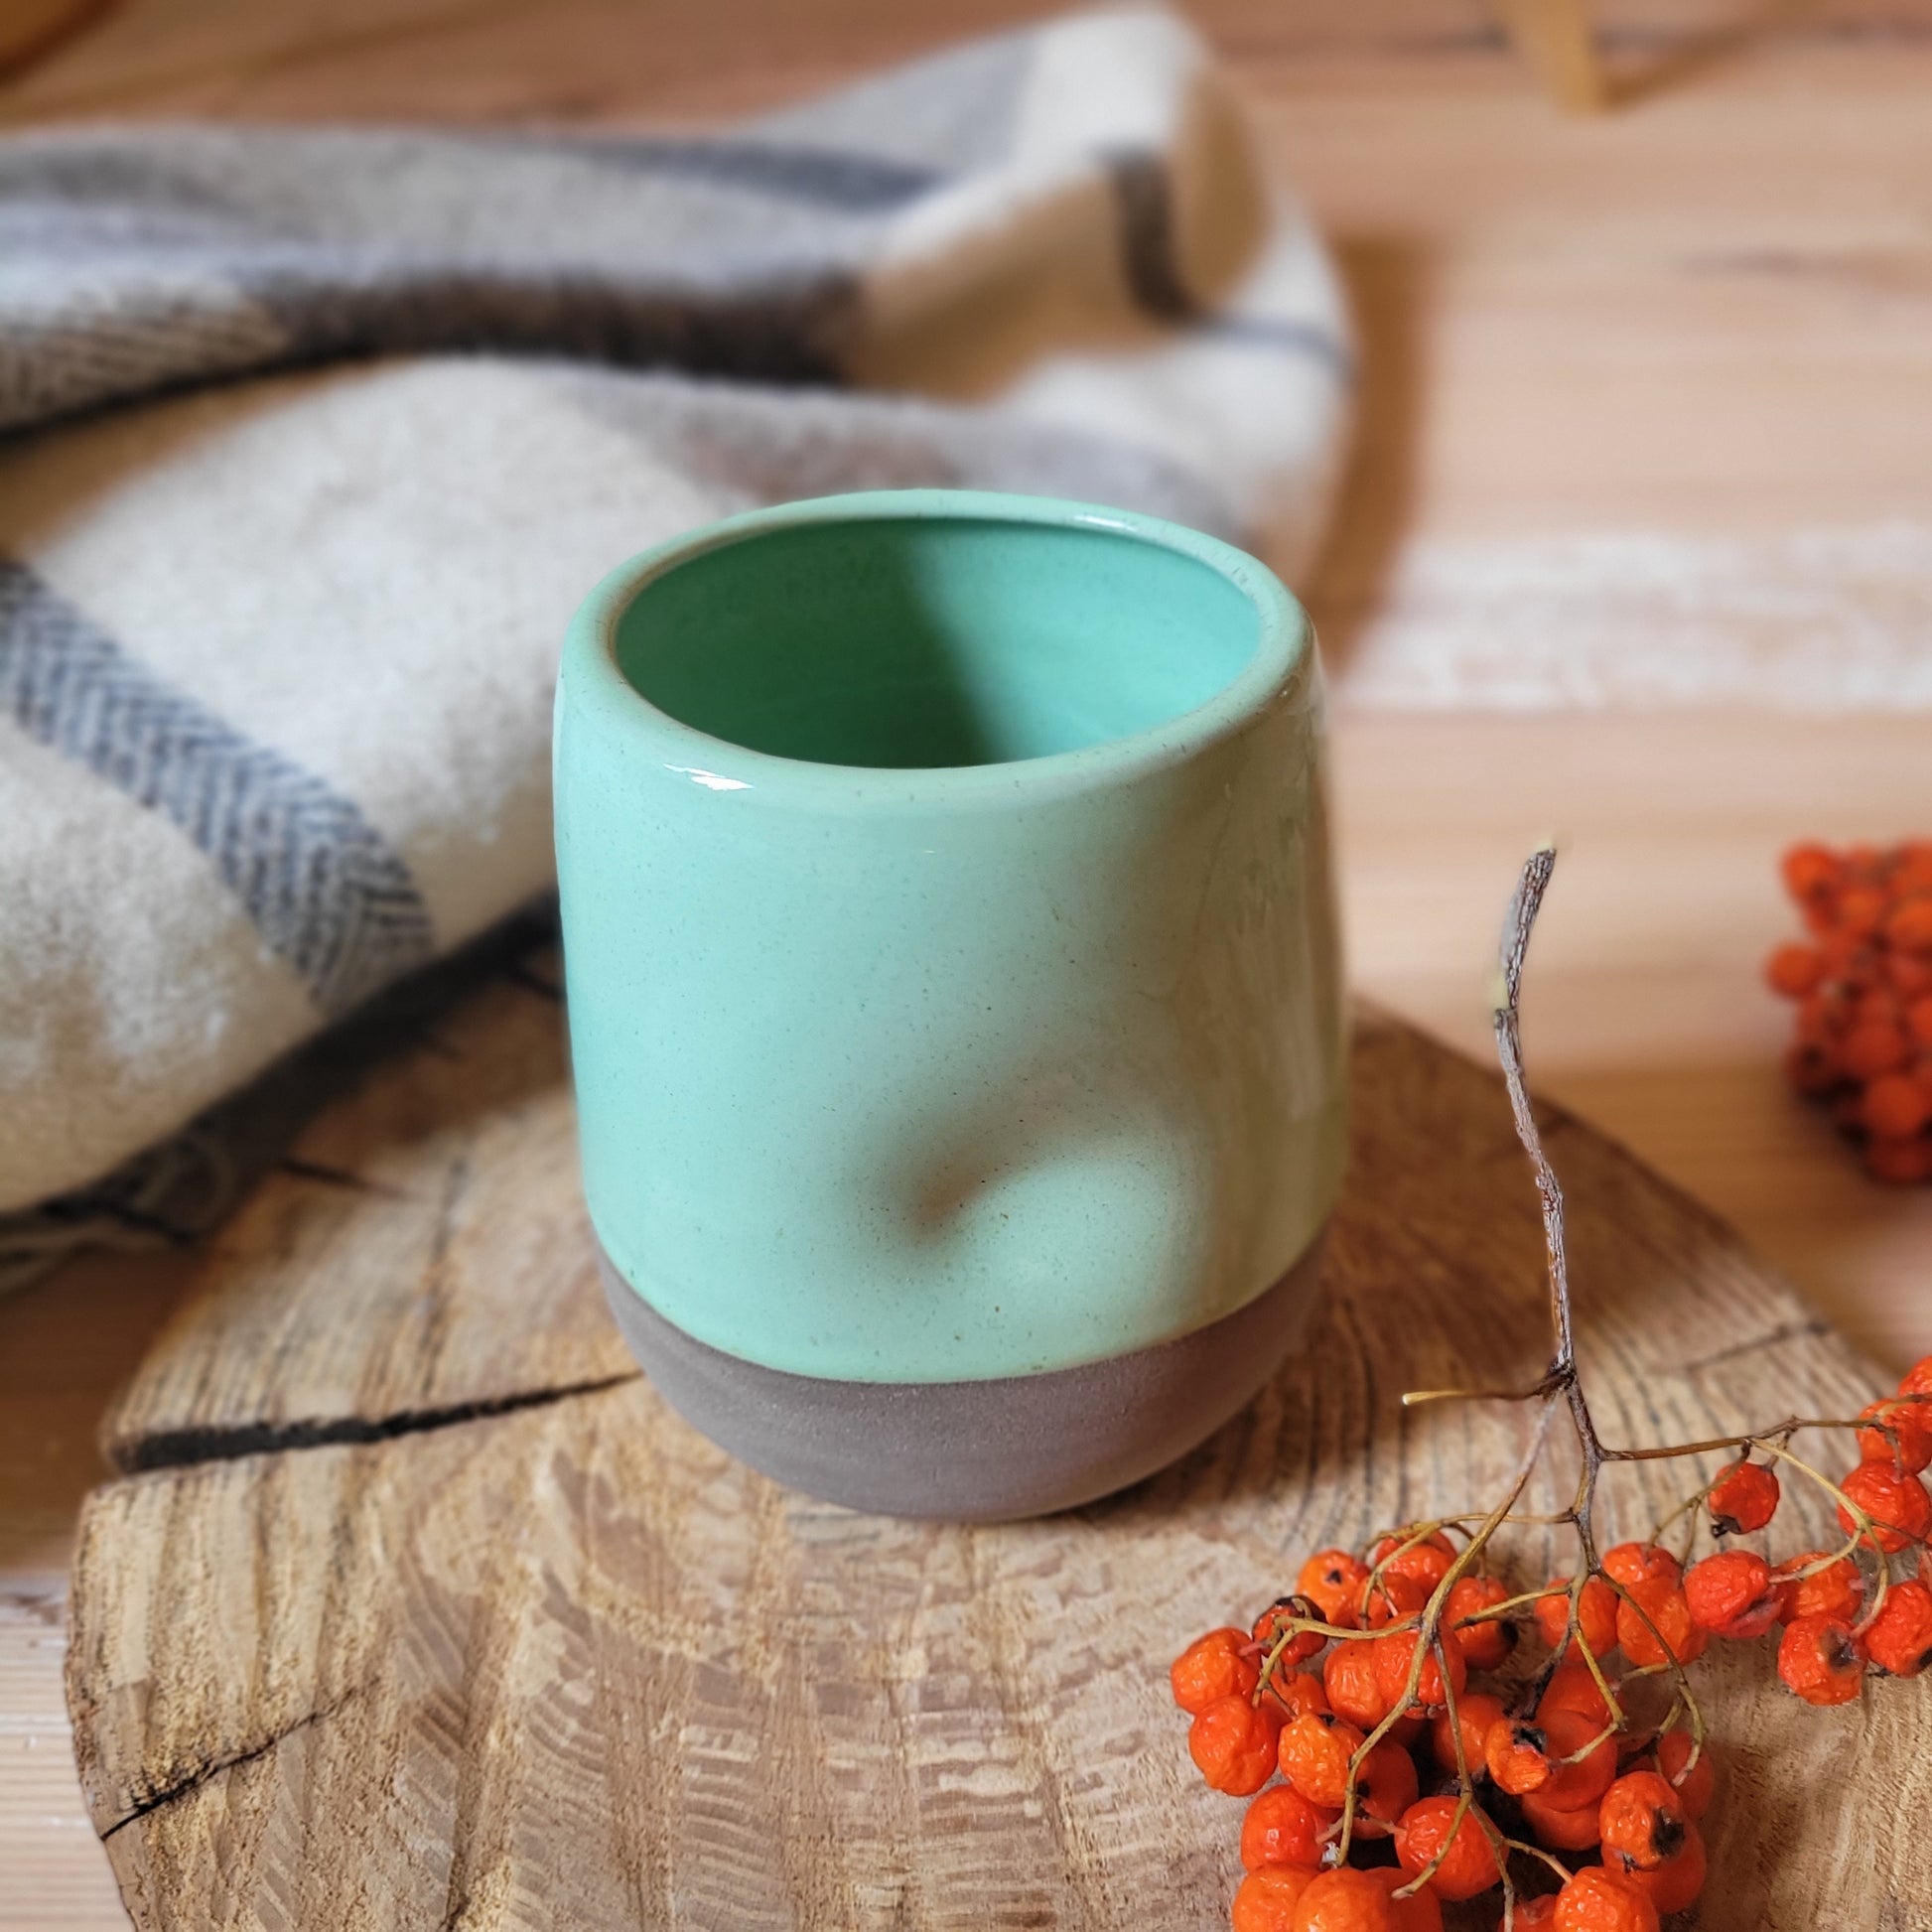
[1302,235,1429,682]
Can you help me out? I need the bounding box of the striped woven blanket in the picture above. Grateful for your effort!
[0,7,1351,1276]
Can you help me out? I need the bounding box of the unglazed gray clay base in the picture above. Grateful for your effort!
[597,1232,1327,1520]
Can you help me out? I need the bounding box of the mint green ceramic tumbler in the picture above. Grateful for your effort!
[554,490,1344,1519]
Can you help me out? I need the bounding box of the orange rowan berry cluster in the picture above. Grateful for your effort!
[1765,838,1932,1183]
[1169,852,1932,1932]
[1173,1347,1932,1932]
[1173,1527,1706,1930]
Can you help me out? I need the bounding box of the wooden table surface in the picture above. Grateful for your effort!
[5,2,1931,1923]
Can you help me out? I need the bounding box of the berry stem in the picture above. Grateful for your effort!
[1501,1834,1576,1884]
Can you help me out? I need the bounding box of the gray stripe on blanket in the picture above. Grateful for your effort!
[251,261,865,389]
[459,135,943,210]
[0,560,435,1014]
[1105,151,1197,322]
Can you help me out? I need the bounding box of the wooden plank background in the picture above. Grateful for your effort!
[5,0,1932,1922]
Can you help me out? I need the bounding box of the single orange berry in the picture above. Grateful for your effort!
[1684,1550,1781,1638]
[1864,1579,1932,1678]
[1601,1543,1680,1593]
[1298,1549,1372,1630]
[1522,1785,1602,1851]
[1853,984,1905,1030]
[1371,1529,1456,1594]
[1484,1710,1581,1799]
[1777,1612,1866,1706]
[1354,1737,1420,1833]
[1241,1785,1340,1871]
[1189,1694,1287,1795]
[1622,1823,1708,1916]
[1231,1863,1318,1932]
[1765,942,1826,997]
[1652,1729,1714,1821]
[1888,897,1932,953]
[1844,1019,1910,1080]
[1598,1770,1687,1870]
[1892,955,1932,1000]
[1818,924,1872,977]
[1615,1582,1708,1669]
[1863,1072,1932,1140]
[1322,1638,1392,1729]
[1708,1456,1780,1535]
[1172,1628,1261,1715]
[1394,1795,1503,1901]
[1373,1627,1467,1715]
[1780,842,1842,908]
[1533,1575,1618,1658]
[1840,885,1890,938]
[1254,1597,1328,1669]
[1837,1459,1932,1552]
[1444,1575,1515,1670]
[1483,1717,1550,1795]
[1277,1711,1364,1810]
[1370,1867,1442,1932]
[1856,1396,1932,1474]
[1900,1355,1932,1399]
[1364,1569,1431,1628]
[1553,1869,1661,1932]
[1774,1550,1865,1624]
[1289,1864,1398,1932]
[1267,1671,1331,1723]
[1554,1864,1661,1932]
[1537,1661,1615,1730]
[1430,1689,1505,1775]
[1543,1706,1615,1811]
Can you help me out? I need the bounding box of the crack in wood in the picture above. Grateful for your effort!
[0,1587,65,1624]
[101,1691,362,1840]
[111,1370,642,1476]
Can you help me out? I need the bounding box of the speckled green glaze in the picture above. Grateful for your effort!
[554,491,1344,1387]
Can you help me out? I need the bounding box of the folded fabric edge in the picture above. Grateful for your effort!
[0,900,561,1301]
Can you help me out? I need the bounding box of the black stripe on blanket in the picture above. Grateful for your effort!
[1105,150,1198,322]
[475,134,945,211]
[0,559,435,1015]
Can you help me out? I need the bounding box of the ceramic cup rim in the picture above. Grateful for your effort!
[563,488,1311,811]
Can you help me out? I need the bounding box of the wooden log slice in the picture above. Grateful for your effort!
[64,947,1932,1928]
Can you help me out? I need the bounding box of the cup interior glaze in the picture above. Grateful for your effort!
[556,490,1344,1519]
[613,511,1265,770]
